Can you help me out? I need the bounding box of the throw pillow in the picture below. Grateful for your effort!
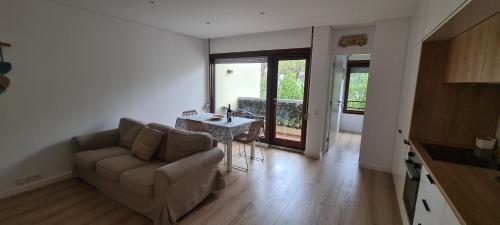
[131,127,163,161]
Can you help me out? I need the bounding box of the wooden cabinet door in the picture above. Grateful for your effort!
[481,13,500,82]
[445,19,489,83]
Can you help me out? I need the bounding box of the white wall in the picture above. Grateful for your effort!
[305,26,334,158]
[339,114,364,133]
[0,0,208,195]
[359,18,410,172]
[210,28,312,53]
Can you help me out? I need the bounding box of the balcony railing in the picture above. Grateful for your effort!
[237,97,303,129]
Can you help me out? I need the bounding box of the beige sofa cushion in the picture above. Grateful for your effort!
[74,146,129,170]
[147,123,175,159]
[164,129,213,163]
[96,155,151,181]
[118,118,146,149]
[131,127,163,161]
[120,163,167,197]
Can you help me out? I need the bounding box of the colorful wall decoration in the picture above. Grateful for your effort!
[0,42,12,95]
[338,34,368,47]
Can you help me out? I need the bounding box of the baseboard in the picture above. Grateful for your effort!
[0,171,73,200]
[359,162,392,173]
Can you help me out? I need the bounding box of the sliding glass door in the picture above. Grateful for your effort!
[269,57,309,149]
[210,49,310,150]
[212,57,268,141]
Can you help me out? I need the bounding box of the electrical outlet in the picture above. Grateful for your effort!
[15,173,42,186]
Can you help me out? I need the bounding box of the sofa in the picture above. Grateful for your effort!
[72,118,225,225]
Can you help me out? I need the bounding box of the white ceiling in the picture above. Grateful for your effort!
[55,0,416,39]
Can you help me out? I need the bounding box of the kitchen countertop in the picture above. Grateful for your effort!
[411,140,500,225]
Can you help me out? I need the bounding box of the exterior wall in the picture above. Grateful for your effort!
[214,64,262,114]
[339,114,364,133]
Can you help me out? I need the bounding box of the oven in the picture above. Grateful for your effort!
[403,149,422,224]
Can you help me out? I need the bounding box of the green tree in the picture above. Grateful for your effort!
[347,73,368,110]
[277,60,305,100]
[278,73,304,100]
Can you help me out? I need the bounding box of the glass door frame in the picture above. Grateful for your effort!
[268,54,311,150]
[209,48,311,150]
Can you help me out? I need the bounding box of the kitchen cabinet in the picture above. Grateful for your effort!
[392,44,422,225]
[445,12,500,83]
[413,166,461,225]
[396,44,422,137]
[481,13,500,82]
[445,19,489,83]
[441,203,461,225]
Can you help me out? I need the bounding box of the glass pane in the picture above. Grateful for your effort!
[214,59,267,139]
[346,68,368,111]
[275,59,306,142]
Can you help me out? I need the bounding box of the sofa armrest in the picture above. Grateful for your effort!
[154,147,224,187]
[72,128,119,152]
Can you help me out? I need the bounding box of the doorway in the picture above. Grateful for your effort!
[210,48,311,150]
[326,54,371,151]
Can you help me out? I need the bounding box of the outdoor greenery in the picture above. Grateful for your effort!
[259,60,306,100]
[278,60,305,100]
[238,97,303,129]
[251,60,306,129]
[346,72,369,111]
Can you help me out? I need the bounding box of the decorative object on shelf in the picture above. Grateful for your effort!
[338,34,368,47]
[0,42,12,95]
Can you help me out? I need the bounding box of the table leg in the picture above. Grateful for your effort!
[226,142,232,171]
[250,141,256,158]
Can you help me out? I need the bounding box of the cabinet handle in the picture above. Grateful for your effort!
[426,174,435,184]
[403,139,411,145]
[422,199,431,212]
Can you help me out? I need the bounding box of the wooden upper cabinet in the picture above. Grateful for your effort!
[481,13,500,82]
[446,12,500,83]
[445,19,489,83]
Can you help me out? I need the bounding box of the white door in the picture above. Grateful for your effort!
[327,55,346,148]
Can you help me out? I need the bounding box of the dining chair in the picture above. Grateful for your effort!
[185,119,207,132]
[182,110,198,117]
[233,120,265,172]
[232,110,246,118]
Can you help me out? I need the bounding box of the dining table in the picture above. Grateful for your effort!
[175,113,256,171]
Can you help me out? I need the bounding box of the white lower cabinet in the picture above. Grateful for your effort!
[441,203,461,225]
[413,166,461,225]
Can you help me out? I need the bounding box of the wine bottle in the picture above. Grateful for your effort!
[227,104,232,122]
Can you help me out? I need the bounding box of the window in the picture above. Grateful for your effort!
[343,60,369,114]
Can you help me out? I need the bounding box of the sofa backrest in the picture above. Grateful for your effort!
[118,118,146,149]
[147,123,215,163]
[147,123,175,159]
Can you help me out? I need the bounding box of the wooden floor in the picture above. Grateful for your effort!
[0,132,402,225]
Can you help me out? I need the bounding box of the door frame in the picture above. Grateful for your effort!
[209,48,311,150]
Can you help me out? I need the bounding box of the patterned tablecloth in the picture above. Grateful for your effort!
[175,113,255,144]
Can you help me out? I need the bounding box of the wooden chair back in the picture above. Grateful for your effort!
[232,111,246,118]
[185,119,206,132]
[238,120,264,144]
